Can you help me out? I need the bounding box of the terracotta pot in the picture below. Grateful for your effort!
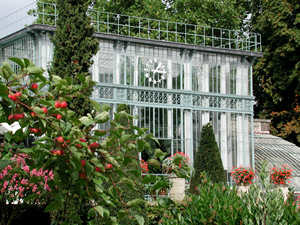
[169,177,185,201]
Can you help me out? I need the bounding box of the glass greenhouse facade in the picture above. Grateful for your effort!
[0,2,262,175]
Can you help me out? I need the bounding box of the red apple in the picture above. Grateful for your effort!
[79,172,86,179]
[41,107,48,114]
[89,142,99,149]
[95,167,102,172]
[8,94,17,101]
[56,114,62,120]
[60,101,68,108]
[56,136,64,143]
[105,163,113,170]
[30,128,39,134]
[31,83,38,89]
[75,144,82,149]
[54,101,61,108]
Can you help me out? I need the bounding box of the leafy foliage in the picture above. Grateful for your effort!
[252,0,300,146]
[0,59,151,225]
[241,162,300,224]
[49,0,99,117]
[190,123,226,191]
[146,166,299,225]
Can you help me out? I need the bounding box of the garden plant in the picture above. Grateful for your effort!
[0,58,152,225]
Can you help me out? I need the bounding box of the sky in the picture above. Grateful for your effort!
[0,0,35,38]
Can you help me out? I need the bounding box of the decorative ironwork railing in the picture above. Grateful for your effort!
[93,83,254,114]
[0,1,262,53]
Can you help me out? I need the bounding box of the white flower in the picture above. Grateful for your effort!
[0,122,21,134]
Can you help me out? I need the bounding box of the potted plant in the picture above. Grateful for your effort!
[142,174,170,201]
[270,165,292,200]
[162,152,191,201]
[231,167,255,194]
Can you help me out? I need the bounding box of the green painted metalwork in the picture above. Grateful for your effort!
[0,2,259,171]
[0,1,261,53]
[93,83,254,114]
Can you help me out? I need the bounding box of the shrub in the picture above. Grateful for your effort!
[241,162,300,224]
[0,59,152,225]
[190,123,225,193]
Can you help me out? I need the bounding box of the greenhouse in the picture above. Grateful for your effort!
[0,1,262,176]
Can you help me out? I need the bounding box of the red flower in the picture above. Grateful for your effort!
[81,160,86,167]
[270,165,292,185]
[140,160,149,173]
[231,167,255,185]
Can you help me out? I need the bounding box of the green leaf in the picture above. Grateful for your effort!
[0,83,8,97]
[9,57,25,69]
[134,215,144,225]
[94,205,105,217]
[33,106,44,114]
[1,62,14,80]
[79,116,94,126]
[0,160,11,170]
[27,66,43,74]
[23,58,30,67]
[94,129,106,136]
[127,199,145,207]
[19,148,33,154]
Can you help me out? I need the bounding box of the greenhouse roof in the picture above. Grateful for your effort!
[255,134,300,177]
[0,1,262,56]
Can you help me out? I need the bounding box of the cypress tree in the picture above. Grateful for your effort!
[50,0,99,116]
[190,123,226,193]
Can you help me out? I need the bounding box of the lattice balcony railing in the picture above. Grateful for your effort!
[0,1,262,53]
[93,84,254,114]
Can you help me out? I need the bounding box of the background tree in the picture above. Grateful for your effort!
[251,0,300,146]
[50,0,99,116]
[190,123,226,193]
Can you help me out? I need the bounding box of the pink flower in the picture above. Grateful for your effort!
[3,180,8,190]
[30,169,37,177]
[2,169,8,177]
[44,183,51,192]
[48,170,54,180]
[18,186,24,193]
[32,185,37,193]
[21,179,28,185]
[22,165,30,173]
[44,175,48,183]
